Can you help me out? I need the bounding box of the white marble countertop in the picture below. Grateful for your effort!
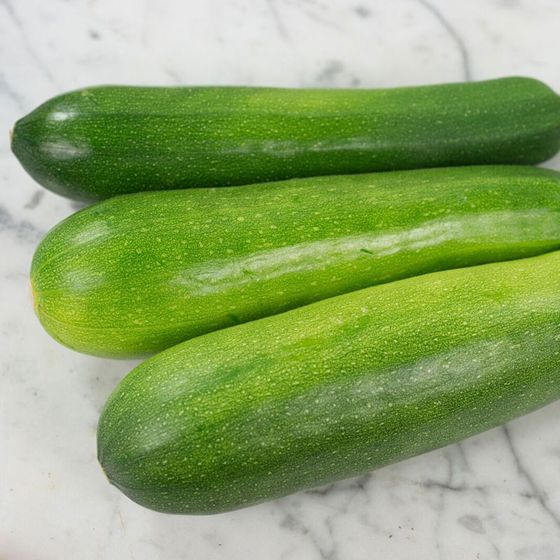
[3,1,560,558]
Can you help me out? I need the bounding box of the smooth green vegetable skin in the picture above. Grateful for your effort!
[31,166,560,358]
[98,250,560,514]
[12,77,560,200]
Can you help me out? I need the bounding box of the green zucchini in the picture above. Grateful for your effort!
[12,77,560,200]
[97,250,560,514]
[32,165,560,358]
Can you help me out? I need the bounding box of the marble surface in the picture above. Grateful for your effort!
[3,0,560,558]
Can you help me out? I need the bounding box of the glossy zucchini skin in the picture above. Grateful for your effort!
[31,166,560,358]
[12,77,560,200]
[97,250,560,514]
[31,166,560,357]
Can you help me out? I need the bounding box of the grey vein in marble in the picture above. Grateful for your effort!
[415,0,472,80]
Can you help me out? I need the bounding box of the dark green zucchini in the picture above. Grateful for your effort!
[12,77,560,200]
[31,165,560,358]
[97,250,560,514]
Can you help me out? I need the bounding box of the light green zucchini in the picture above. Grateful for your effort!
[31,165,560,358]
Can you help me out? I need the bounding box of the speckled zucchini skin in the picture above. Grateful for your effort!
[97,250,560,514]
[31,165,560,358]
[12,77,560,200]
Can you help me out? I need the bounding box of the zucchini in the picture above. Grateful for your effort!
[97,250,560,514]
[12,77,560,200]
[31,166,560,358]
